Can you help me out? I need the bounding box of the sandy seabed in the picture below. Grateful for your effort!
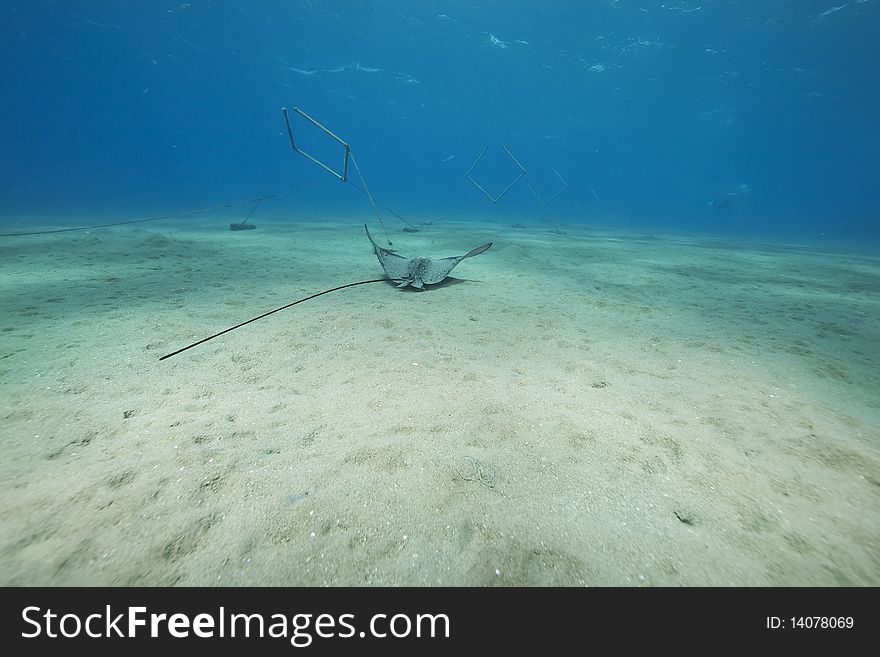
[1,215,878,586]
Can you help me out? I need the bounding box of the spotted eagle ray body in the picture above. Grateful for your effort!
[365,224,492,289]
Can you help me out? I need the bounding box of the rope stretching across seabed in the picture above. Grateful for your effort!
[0,179,417,240]
[0,186,320,238]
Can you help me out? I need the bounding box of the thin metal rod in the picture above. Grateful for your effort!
[292,107,350,148]
[465,146,498,202]
[528,168,569,206]
[281,106,350,181]
[500,143,527,172]
[282,107,297,151]
[464,145,489,178]
[468,181,499,203]
[465,144,526,203]
[298,150,348,181]
[493,169,526,202]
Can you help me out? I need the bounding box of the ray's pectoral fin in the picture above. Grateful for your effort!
[365,224,412,283]
[462,242,493,259]
[421,242,493,285]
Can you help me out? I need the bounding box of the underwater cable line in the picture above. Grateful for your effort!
[159,278,387,361]
[1,180,419,238]
[346,176,413,227]
[238,162,292,227]
[0,184,319,237]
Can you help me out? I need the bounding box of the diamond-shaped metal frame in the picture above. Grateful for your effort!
[282,106,350,181]
[570,185,599,212]
[528,169,569,206]
[465,144,526,203]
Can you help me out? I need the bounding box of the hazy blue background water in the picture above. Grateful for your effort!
[1,1,878,241]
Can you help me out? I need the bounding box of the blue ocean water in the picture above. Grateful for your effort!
[1,1,878,242]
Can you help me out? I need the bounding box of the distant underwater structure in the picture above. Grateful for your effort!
[708,184,752,211]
